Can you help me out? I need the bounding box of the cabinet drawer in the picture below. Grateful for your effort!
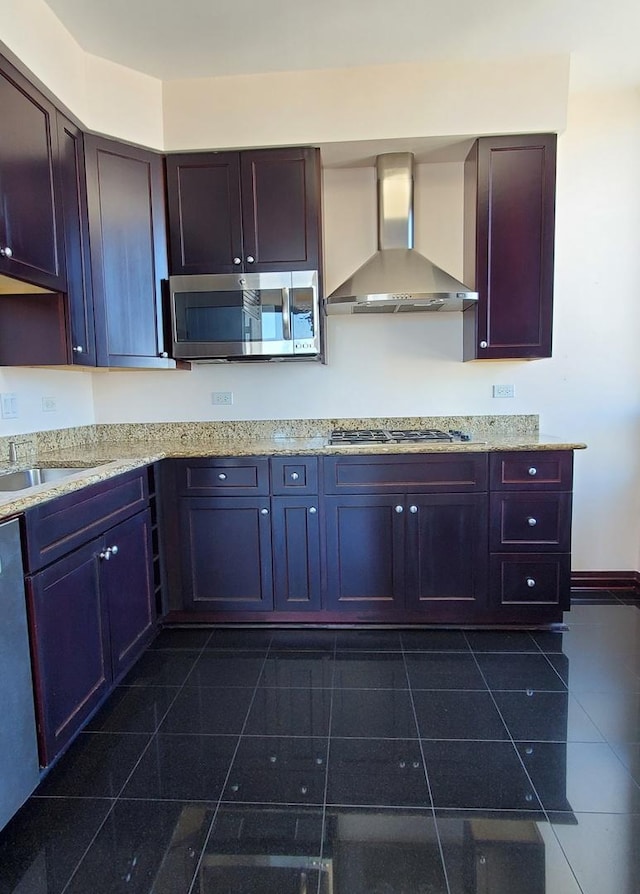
[490,493,571,551]
[323,454,488,494]
[270,457,318,495]
[490,554,571,607]
[176,457,269,496]
[490,451,573,491]
[24,468,149,572]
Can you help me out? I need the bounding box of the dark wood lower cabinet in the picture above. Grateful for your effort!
[180,497,274,611]
[26,507,156,766]
[272,496,322,611]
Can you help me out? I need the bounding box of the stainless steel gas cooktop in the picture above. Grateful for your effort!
[329,428,472,445]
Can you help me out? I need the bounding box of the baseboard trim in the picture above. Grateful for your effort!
[571,570,640,591]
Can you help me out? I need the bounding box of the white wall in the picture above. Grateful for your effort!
[0,368,94,435]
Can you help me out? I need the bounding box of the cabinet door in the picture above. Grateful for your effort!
[166,152,243,275]
[240,147,321,272]
[463,135,556,360]
[180,497,274,612]
[272,496,322,612]
[85,135,172,367]
[27,541,110,766]
[405,494,488,617]
[324,495,405,614]
[57,114,96,365]
[0,57,65,290]
[102,510,155,680]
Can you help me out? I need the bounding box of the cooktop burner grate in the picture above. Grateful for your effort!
[329,428,469,444]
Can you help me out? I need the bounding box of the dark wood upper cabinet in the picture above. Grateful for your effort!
[463,134,557,360]
[0,55,65,291]
[166,147,322,274]
[85,135,174,368]
[57,114,96,365]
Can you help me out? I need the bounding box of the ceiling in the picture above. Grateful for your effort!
[43,0,640,88]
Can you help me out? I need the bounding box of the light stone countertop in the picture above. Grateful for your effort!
[0,417,586,522]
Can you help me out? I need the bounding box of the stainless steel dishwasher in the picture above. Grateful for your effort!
[0,517,40,831]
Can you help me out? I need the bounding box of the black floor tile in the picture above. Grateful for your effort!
[405,653,488,690]
[0,797,113,894]
[159,685,255,735]
[518,740,640,813]
[186,651,266,687]
[121,733,237,801]
[196,805,328,890]
[334,629,402,651]
[531,630,567,653]
[412,690,509,740]
[223,736,328,805]
[475,652,567,691]
[332,652,408,688]
[493,690,603,742]
[400,629,471,652]
[258,651,334,688]
[205,628,273,651]
[269,629,336,652]
[244,686,331,736]
[85,685,179,734]
[120,650,200,687]
[465,630,539,652]
[422,740,543,812]
[64,798,215,894]
[148,627,211,650]
[326,808,448,893]
[35,732,151,799]
[327,738,430,807]
[436,810,583,894]
[331,688,418,738]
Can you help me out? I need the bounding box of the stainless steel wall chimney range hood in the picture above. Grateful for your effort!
[325,152,478,314]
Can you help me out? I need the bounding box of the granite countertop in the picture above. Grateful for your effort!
[0,417,586,521]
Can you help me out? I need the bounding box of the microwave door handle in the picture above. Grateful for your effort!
[281,287,292,340]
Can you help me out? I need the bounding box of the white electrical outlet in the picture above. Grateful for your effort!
[492,384,515,398]
[212,391,233,406]
[0,392,18,419]
[42,396,57,412]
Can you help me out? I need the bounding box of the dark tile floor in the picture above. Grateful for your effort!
[2,596,640,893]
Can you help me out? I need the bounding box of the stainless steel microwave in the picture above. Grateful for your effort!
[169,271,321,361]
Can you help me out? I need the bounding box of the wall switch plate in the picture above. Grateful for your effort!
[492,384,515,398]
[212,391,233,406]
[0,393,18,419]
[42,396,57,412]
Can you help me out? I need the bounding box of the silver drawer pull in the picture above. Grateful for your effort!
[527,517,537,527]
[309,507,317,514]
[110,544,119,556]
[99,548,111,561]
[409,505,418,514]
[217,473,227,480]
[290,472,299,480]
[395,505,403,514]
[528,467,537,476]
[0,246,13,258]
[260,508,269,516]
[526,577,536,588]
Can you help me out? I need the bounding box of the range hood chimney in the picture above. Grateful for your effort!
[325,152,478,314]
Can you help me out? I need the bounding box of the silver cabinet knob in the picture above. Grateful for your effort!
[409,505,418,514]
[159,351,168,358]
[479,340,488,348]
[0,246,13,258]
[233,257,241,265]
[527,517,537,526]
[246,255,255,263]
[309,506,317,514]
[110,544,119,556]
[526,577,536,588]
[395,505,404,514]
[260,508,269,515]
[99,548,111,561]
[290,472,299,480]
[217,473,227,480]
[528,467,537,476]
[72,345,84,353]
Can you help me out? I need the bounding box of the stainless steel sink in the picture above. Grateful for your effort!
[0,467,92,492]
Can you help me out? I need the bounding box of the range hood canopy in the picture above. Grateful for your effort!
[325,152,478,314]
